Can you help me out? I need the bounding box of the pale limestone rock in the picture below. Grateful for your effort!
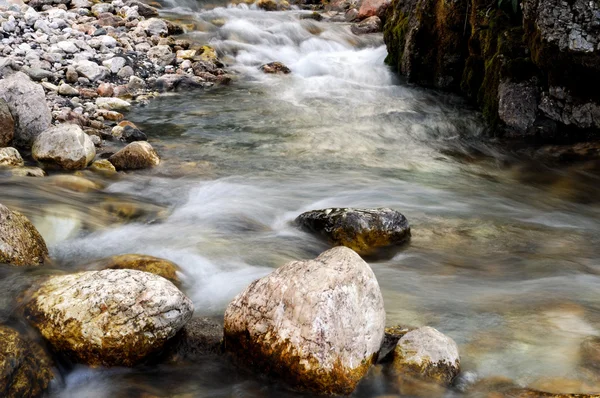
[32,124,95,170]
[24,269,194,366]
[0,147,24,167]
[224,246,385,395]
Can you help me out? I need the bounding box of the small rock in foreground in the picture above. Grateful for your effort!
[0,203,48,266]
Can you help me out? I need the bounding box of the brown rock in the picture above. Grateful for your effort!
[260,62,291,74]
[0,203,48,266]
[108,141,160,170]
[0,98,15,147]
[97,82,114,97]
[357,0,390,19]
[0,325,54,398]
[100,254,180,285]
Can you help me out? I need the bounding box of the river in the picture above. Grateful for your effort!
[1,0,600,396]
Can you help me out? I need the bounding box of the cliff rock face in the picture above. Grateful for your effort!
[384,0,600,140]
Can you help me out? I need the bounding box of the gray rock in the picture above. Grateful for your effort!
[147,45,175,67]
[0,147,24,167]
[117,65,134,79]
[126,0,159,17]
[0,203,48,266]
[24,269,194,366]
[108,141,160,170]
[164,317,223,362]
[96,97,131,111]
[58,83,79,96]
[0,71,52,148]
[224,247,385,395]
[350,15,381,35]
[137,18,168,36]
[295,207,411,257]
[154,74,205,92]
[0,98,15,147]
[74,60,106,82]
[497,80,539,133]
[32,124,96,170]
[392,326,460,385]
[103,56,127,74]
[23,66,55,82]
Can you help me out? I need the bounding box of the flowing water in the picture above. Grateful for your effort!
[2,1,600,397]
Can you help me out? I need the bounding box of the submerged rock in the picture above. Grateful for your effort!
[580,336,600,371]
[0,72,52,148]
[164,317,223,362]
[100,254,180,285]
[295,207,410,257]
[108,141,160,170]
[224,246,385,395]
[32,124,96,170]
[392,326,460,385]
[0,204,48,266]
[0,147,24,167]
[0,325,54,398]
[24,269,194,366]
[260,62,291,74]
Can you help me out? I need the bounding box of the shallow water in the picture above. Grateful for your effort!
[1,2,600,397]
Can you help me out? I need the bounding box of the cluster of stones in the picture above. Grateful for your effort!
[1,0,231,176]
[2,202,599,397]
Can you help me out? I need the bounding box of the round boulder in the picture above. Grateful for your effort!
[295,207,410,257]
[24,269,194,366]
[0,147,24,167]
[392,326,460,385]
[0,325,54,398]
[0,204,48,266]
[224,246,386,395]
[108,141,160,171]
[100,254,180,285]
[32,124,96,170]
[0,72,52,148]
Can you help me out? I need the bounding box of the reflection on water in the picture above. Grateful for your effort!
[1,2,600,397]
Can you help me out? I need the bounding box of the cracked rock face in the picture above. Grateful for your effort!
[295,207,410,257]
[0,325,54,398]
[224,246,386,395]
[392,326,460,385]
[24,269,194,366]
[0,203,48,266]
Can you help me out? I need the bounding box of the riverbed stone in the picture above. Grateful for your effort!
[392,326,460,385]
[74,60,106,82]
[100,254,180,285]
[89,159,117,174]
[0,147,24,167]
[24,269,194,366]
[357,0,390,19]
[108,141,160,170]
[96,97,131,112]
[260,61,291,74]
[164,317,223,362]
[147,45,175,67]
[0,72,52,148]
[0,325,54,398]
[112,123,147,142]
[32,124,96,170]
[9,167,46,178]
[0,98,14,147]
[351,15,381,34]
[295,207,411,257]
[224,246,385,395]
[58,83,80,96]
[0,203,48,266]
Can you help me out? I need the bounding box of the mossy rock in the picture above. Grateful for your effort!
[101,254,181,285]
[0,204,48,266]
[0,325,54,398]
[295,207,410,258]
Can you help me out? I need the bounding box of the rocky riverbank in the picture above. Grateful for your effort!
[1,0,231,175]
[383,0,600,143]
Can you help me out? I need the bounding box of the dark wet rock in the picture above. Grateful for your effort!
[224,247,385,395]
[383,0,600,140]
[351,15,381,34]
[0,325,54,398]
[0,72,52,148]
[99,253,180,285]
[391,326,460,385]
[108,141,160,170]
[0,203,48,266]
[112,122,148,143]
[260,62,291,74]
[378,325,410,362]
[24,269,194,367]
[0,98,15,147]
[164,317,223,362]
[295,207,410,257]
[32,124,96,170]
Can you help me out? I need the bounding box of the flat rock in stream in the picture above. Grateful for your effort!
[24,269,194,366]
[224,246,385,395]
[0,204,48,266]
[0,325,54,398]
[295,207,410,257]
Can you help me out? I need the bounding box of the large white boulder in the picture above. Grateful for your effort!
[224,246,385,395]
[24,269,194,366]
[32,124,95,170]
